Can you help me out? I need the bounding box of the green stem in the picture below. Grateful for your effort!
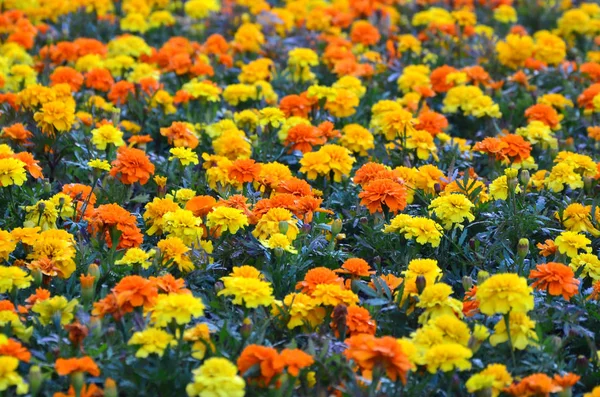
[503,313,517,369]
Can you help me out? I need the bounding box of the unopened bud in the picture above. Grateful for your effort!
[575,355,588,371]
[331,219,343,236]
[43,179,52,194]
[80,274,95,303]
[31,267,43,286]
[104,378,118,397]
[37,202,46,213]
[477,271,490,284]
[584,177,594,194]
[517,238,529,258]
[359,217,368,224]
[520,170,530,186]
[88,263,101,280]
[241,317,253,339]
[70,372,85,397]
[214,281,224,293]
[274,247,284,258]
[462,276,473,291]
[434,183,442,194]
[558,388,573,397]
[278,221,289,235]
[416,275,427,294]
[29,366,43,396]
[550,335,562,350]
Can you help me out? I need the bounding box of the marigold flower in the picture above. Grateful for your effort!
[110,146,155,185]
[428,194,475,230]
[476,273,534,315]
[55,356,100,377]
[504,373,561,396]
[554,231,591,258]
[359,178,408,214]
[219,276,274,309]
[128,327,175,358]
[344,334,411,383]
[150,293,205,327]
[186,357,245,397]
[529,262,580,300]
[237,345,285,386]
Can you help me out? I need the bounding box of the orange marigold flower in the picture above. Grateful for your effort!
[55,356,100,377]
[349,20,380,46]
[14,152,43,179]
[473,137,508,161]
[499,134,532,163]
[25,288,51,308]
[344,334,411,383]
[228,158,261,183]
[524,103,561,129]
[284,124,326,154]
[237,345,285,386]
[296,267,344,294]
[113,275,158,312]
[368,274,403,292]
[160,122,199,149]
[415,110,448,136]
[110,146,155,185]
[89,203,143,249]
[430,65,460,93]
[553,373,580,389]
[359,178,408,214]
[280,348,314,377]
[332,305,377,337]
[529,262,580,300]
[65,321,89,347]
[578,84,600,110]
[588,280,600,301]
[537,239,557,257]
[335,258,375,278]
[185,195,217,218]
[581,62,600,82]
[150,274,190,294]
[49,66,84,92]
[2,123,32,143]
[504,373,561,396]
[85,68,115,92]
[108,80,135,105]
[276,177,313,197]
[353,163,396,187]
[462,285,479,317]
[91,293,123,320]
[0,339,31,362]
[279,94,311,118]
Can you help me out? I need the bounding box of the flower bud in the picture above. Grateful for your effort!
[331,219,343,236]
[29,366,43,396]
[88,263,101,280]
[104,378,118,397]
[520,169,530,186]
[416,275,426,295]
[241,317,253,339]
[80,274,96,304]
[584,176,594,194]
[30,267,43,287]
[43,179,52,194]
[477,271,490,284]
[434,183,442,194]
[550,335,562,350]
[278,221,289,235]
[575,355,588,371]
[70,372,85,397]
[214,281,224,293]
[462,276,473,291]
[517,238,529,258]
[274,247,284,258]
[558,388,573,397]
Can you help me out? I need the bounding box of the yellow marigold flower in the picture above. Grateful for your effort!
[168,188,196,206]
[258,107,286,128]
[324,88,359,118]
[312,283,359,307]
[464,94,502,118]
[260,233,297,254]
[473,324,490,342]
[424,343,472,373]
[397,34,421,54]
[232,22,264,53]
[184,323,214,360]
[466,374,497,396]
[558,203,600,236]
[157,237,194,273]
[534,31,566,66]
[489,312,538,350]
[120,12,148,33]
[0,158,27,187]
[0,230,17,261]
[476,273,534,315]
[212,130,252,160]
[472,364,513,397]
[149,10,175,28]
[252,208,299,241]
[115,248,154,269]
[332,76,366,99]
[169,147,199,167]
[397,65,430,94]
[339,124,374,156]
[206,207,249,235]
[150,293,205,327]
[161,209,204,246]
[33,100,75,136]
[555,231,592,258]
[181,79,222,102]
[128,327,175,358]
[23,200,58,231]
[493,5,517,23]
[27,230,76,278]
[489,175,522,201]
[228,266,263,279]
[276,292,325,330]
[218,276,274,308]
[416,283,463,324]
[428,194,475,230]
[184,0,219,18]
[88,159,111,172]
[396,338,419,370]
[538,93,573,110]
[299,151,331,181]
[186,357,245,397]
[402,258,442,291]
[442,85,484,114]
[405,129,438,160]
[91,124,125,150]
[287,48,319,82]
[425,314,470,346]
[0,266,31,293]
[570,253,600,281]
[32,296,78,325]
[496,34,534,69]
[516,121,557,150]
[0,356,28,395]
[319,145,355,182]
[545,162,583,192]
[555,152,597,178]
[384,215,443,248]
[222,84,257,106]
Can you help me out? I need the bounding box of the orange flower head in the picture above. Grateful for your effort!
[113,275,158,312]
[359,178,408,214]
[0,339,31,362]
[336,258,375,278]
[55,356,100,377]
[529,262,580,300]
[499,134,532,163]
[280,348,314,377]
[296,267,345,294]
[237,345,285,386]
[110,146,155,185]
[284,124,326,154]
[524,103,561,129]
[185,195,217,218]
[344,334,411,383]
[505,373,561,396]
[553,373,580,389]
[228,159,262,183]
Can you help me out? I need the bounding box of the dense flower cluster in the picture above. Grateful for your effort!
[1,0,600,396]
